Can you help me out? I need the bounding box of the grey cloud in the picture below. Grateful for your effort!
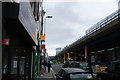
[43,1,117,56]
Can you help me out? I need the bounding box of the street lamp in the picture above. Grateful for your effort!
[43,15,53,36]
[46,15,53,18]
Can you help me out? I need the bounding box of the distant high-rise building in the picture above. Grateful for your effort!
[56,48,62,55]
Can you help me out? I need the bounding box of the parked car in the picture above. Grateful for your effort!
[70,61,80,68]
[55,68,93,80]
[62,61,89,69]
[79,62,89,70]
[62,60,74,68]
[96,60,120,80]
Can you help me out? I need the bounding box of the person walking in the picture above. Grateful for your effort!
[47,61,51,73]
[43,60,47,72]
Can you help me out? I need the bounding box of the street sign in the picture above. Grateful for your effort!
[41,45,45,49]
[40,36,45,40]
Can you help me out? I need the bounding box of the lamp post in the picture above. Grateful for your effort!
[43,15,52,58]
[41,15,52,72]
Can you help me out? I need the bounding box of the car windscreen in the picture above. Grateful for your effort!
[69,73,93,80]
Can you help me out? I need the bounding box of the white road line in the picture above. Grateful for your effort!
[51,68,56,80]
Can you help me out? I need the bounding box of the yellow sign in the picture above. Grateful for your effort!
[40,36,45,40]
[100,66,107,71]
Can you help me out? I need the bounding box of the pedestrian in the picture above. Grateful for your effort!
[43,60,47,72]
[47,61,51,73]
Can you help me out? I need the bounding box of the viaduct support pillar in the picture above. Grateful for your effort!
[74,53,77,60]
[67,53,70,60]
[63,54,66,62]
[85,46,88,61]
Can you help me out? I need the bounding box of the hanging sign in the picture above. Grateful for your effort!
[40,36,45,40]
[41,40,45,42]
[41,45,45,49]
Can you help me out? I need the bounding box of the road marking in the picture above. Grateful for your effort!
[51,68,56,80]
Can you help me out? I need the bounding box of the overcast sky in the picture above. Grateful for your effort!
[43,0,118,56]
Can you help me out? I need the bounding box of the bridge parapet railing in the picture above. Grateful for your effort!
[57,10,120,57]
[65,9,120,51]
[86,9,120,35]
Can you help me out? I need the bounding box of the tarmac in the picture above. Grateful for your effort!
[37,64,97,80]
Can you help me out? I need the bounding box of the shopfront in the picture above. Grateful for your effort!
[2,37,34,80]
[2,2,39,80]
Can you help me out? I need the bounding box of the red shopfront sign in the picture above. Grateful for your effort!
[2,38,10,45]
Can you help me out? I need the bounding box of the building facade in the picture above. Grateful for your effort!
[2,1,44,80]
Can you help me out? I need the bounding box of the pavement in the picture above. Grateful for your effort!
[36,63,63,80]
[37,68,56,80]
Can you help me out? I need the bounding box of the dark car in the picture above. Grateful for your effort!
[62,60,74,68]
[62,60,81,68]
[55,68,93,80]
[96,60,120,80]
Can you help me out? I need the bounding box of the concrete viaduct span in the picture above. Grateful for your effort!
[54,9,120,67]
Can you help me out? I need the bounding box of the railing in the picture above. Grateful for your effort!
[67,9,120,49]
[86,9,120,35]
